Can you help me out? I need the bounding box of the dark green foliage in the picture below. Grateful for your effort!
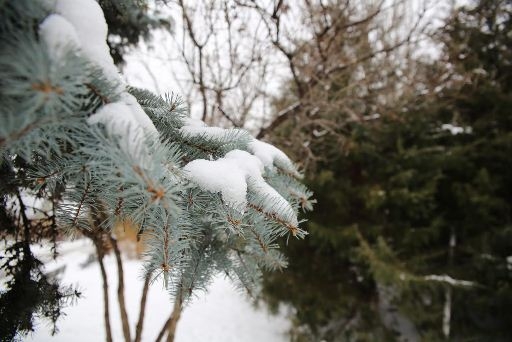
[0,155,78,342]
[0,242,78,342]
[262,0,512,340]
[99,0,171,65]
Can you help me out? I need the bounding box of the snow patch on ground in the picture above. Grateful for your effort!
[24,239,291,342]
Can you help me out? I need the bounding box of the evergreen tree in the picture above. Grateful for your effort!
[0,0,312,341]
[263,0,512,340]
[99,0,171,66]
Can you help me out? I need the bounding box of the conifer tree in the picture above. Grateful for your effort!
[0,0,313,340]
[263,0,511,340]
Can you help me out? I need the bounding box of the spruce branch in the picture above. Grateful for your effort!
[247,202,300,237]
[86,83,111,104]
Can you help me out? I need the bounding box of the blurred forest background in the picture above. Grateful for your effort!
[2,0,511,341]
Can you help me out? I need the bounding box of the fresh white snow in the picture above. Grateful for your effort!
[440,124,472,135]
[424,275,475,287]
[183,156,249,208]
[23,239,292,342]
[183,150,297,224]
[119,93,159,135]
[54,0,122,92]
[248,140,290,169]
[248,140,300,178]
[87,94,158,163]
[182,117,207,128]
[179,125,230,141]
[39,14,80,60]
[41,0,161,165]
[183,150,266,209]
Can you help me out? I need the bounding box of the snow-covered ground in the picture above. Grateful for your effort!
[22,239,292,342]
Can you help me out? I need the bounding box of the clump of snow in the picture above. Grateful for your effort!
[249,179,298,227]
[248,139,300,177]
[40,0,161,164]
[180,125,229,140]
[183,157,248,208]
[54,0,122,92]
[183,117,207,127]
[118,93,158,135]
[184,150,296,223]
[86,93,159,163]
[248,140,286,168]
[183,150,265,208]
[179,117,240,141]
[441,124,472,135]
[39,14,80,60]
[226,150,264,179]
[424,274,475,287]
[179,120,300,181]
[87,99,156,162]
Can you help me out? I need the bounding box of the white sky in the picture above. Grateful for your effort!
[123,0,474,126]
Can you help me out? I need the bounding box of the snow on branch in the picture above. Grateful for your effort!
[183,150,296,223]
[248,139,301,179]
[1,0,312,295]
[41,0,159,166]
[424,275,476,287]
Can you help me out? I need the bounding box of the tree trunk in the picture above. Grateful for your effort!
[443,229,456,339]
[134,274,151,342]
[94,240,113,342]
[109,235,131,342]
[165,292,183,342]
[155,289,183,342]
[155,316,172,342]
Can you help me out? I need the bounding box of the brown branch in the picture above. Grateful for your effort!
[165,289,184,342]
[15,190,32,255]
[256,101,300,139]
[134,274,152,342]
[247,203,298,236]
[162,217,171,277]
[81,204,113,342]
[250,227,268,253]
[235,251,254,298]
[155,315,172,342]
[218,106,241,127]
[86,83,110,104]
[256,35,418,139]
[93,237,113,342]
[109,235,131,342]
[72,178,91,228]
[155,287,184,342]
[178,0,210,122]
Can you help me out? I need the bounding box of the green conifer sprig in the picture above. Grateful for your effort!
[0,0,313,317]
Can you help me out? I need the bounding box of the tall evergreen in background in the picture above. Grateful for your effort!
[263,0,512,340]
[0,1,312,341]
